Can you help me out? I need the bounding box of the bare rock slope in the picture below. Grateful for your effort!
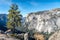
[48,30,60,40]
[23,8,60,33]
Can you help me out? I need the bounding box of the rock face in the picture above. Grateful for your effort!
[24,8,60,34]
[48,30,60,40]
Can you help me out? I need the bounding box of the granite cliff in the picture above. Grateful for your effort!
[23,8,60,34]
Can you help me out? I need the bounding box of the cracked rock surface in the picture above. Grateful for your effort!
[22,8,60,34]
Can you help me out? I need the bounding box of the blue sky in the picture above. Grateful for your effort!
[0,0,60,17]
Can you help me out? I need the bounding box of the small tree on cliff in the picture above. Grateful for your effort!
[7,4,22,33]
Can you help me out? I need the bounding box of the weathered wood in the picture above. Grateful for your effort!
[34,33,45,40]
[24,32,29,40]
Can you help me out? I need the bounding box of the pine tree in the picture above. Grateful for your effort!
[7,4,22,33]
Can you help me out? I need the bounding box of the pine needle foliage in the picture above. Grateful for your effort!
[7,4,22,32]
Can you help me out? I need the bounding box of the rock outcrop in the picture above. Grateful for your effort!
[0,34,20,40]
[23,8,60,34]
[48,30,60,40]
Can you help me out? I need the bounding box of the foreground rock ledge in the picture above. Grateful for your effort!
[49,30,60,40]
[0,34,20,40]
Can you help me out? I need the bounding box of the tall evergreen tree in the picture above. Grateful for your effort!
[7,4,22,33]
